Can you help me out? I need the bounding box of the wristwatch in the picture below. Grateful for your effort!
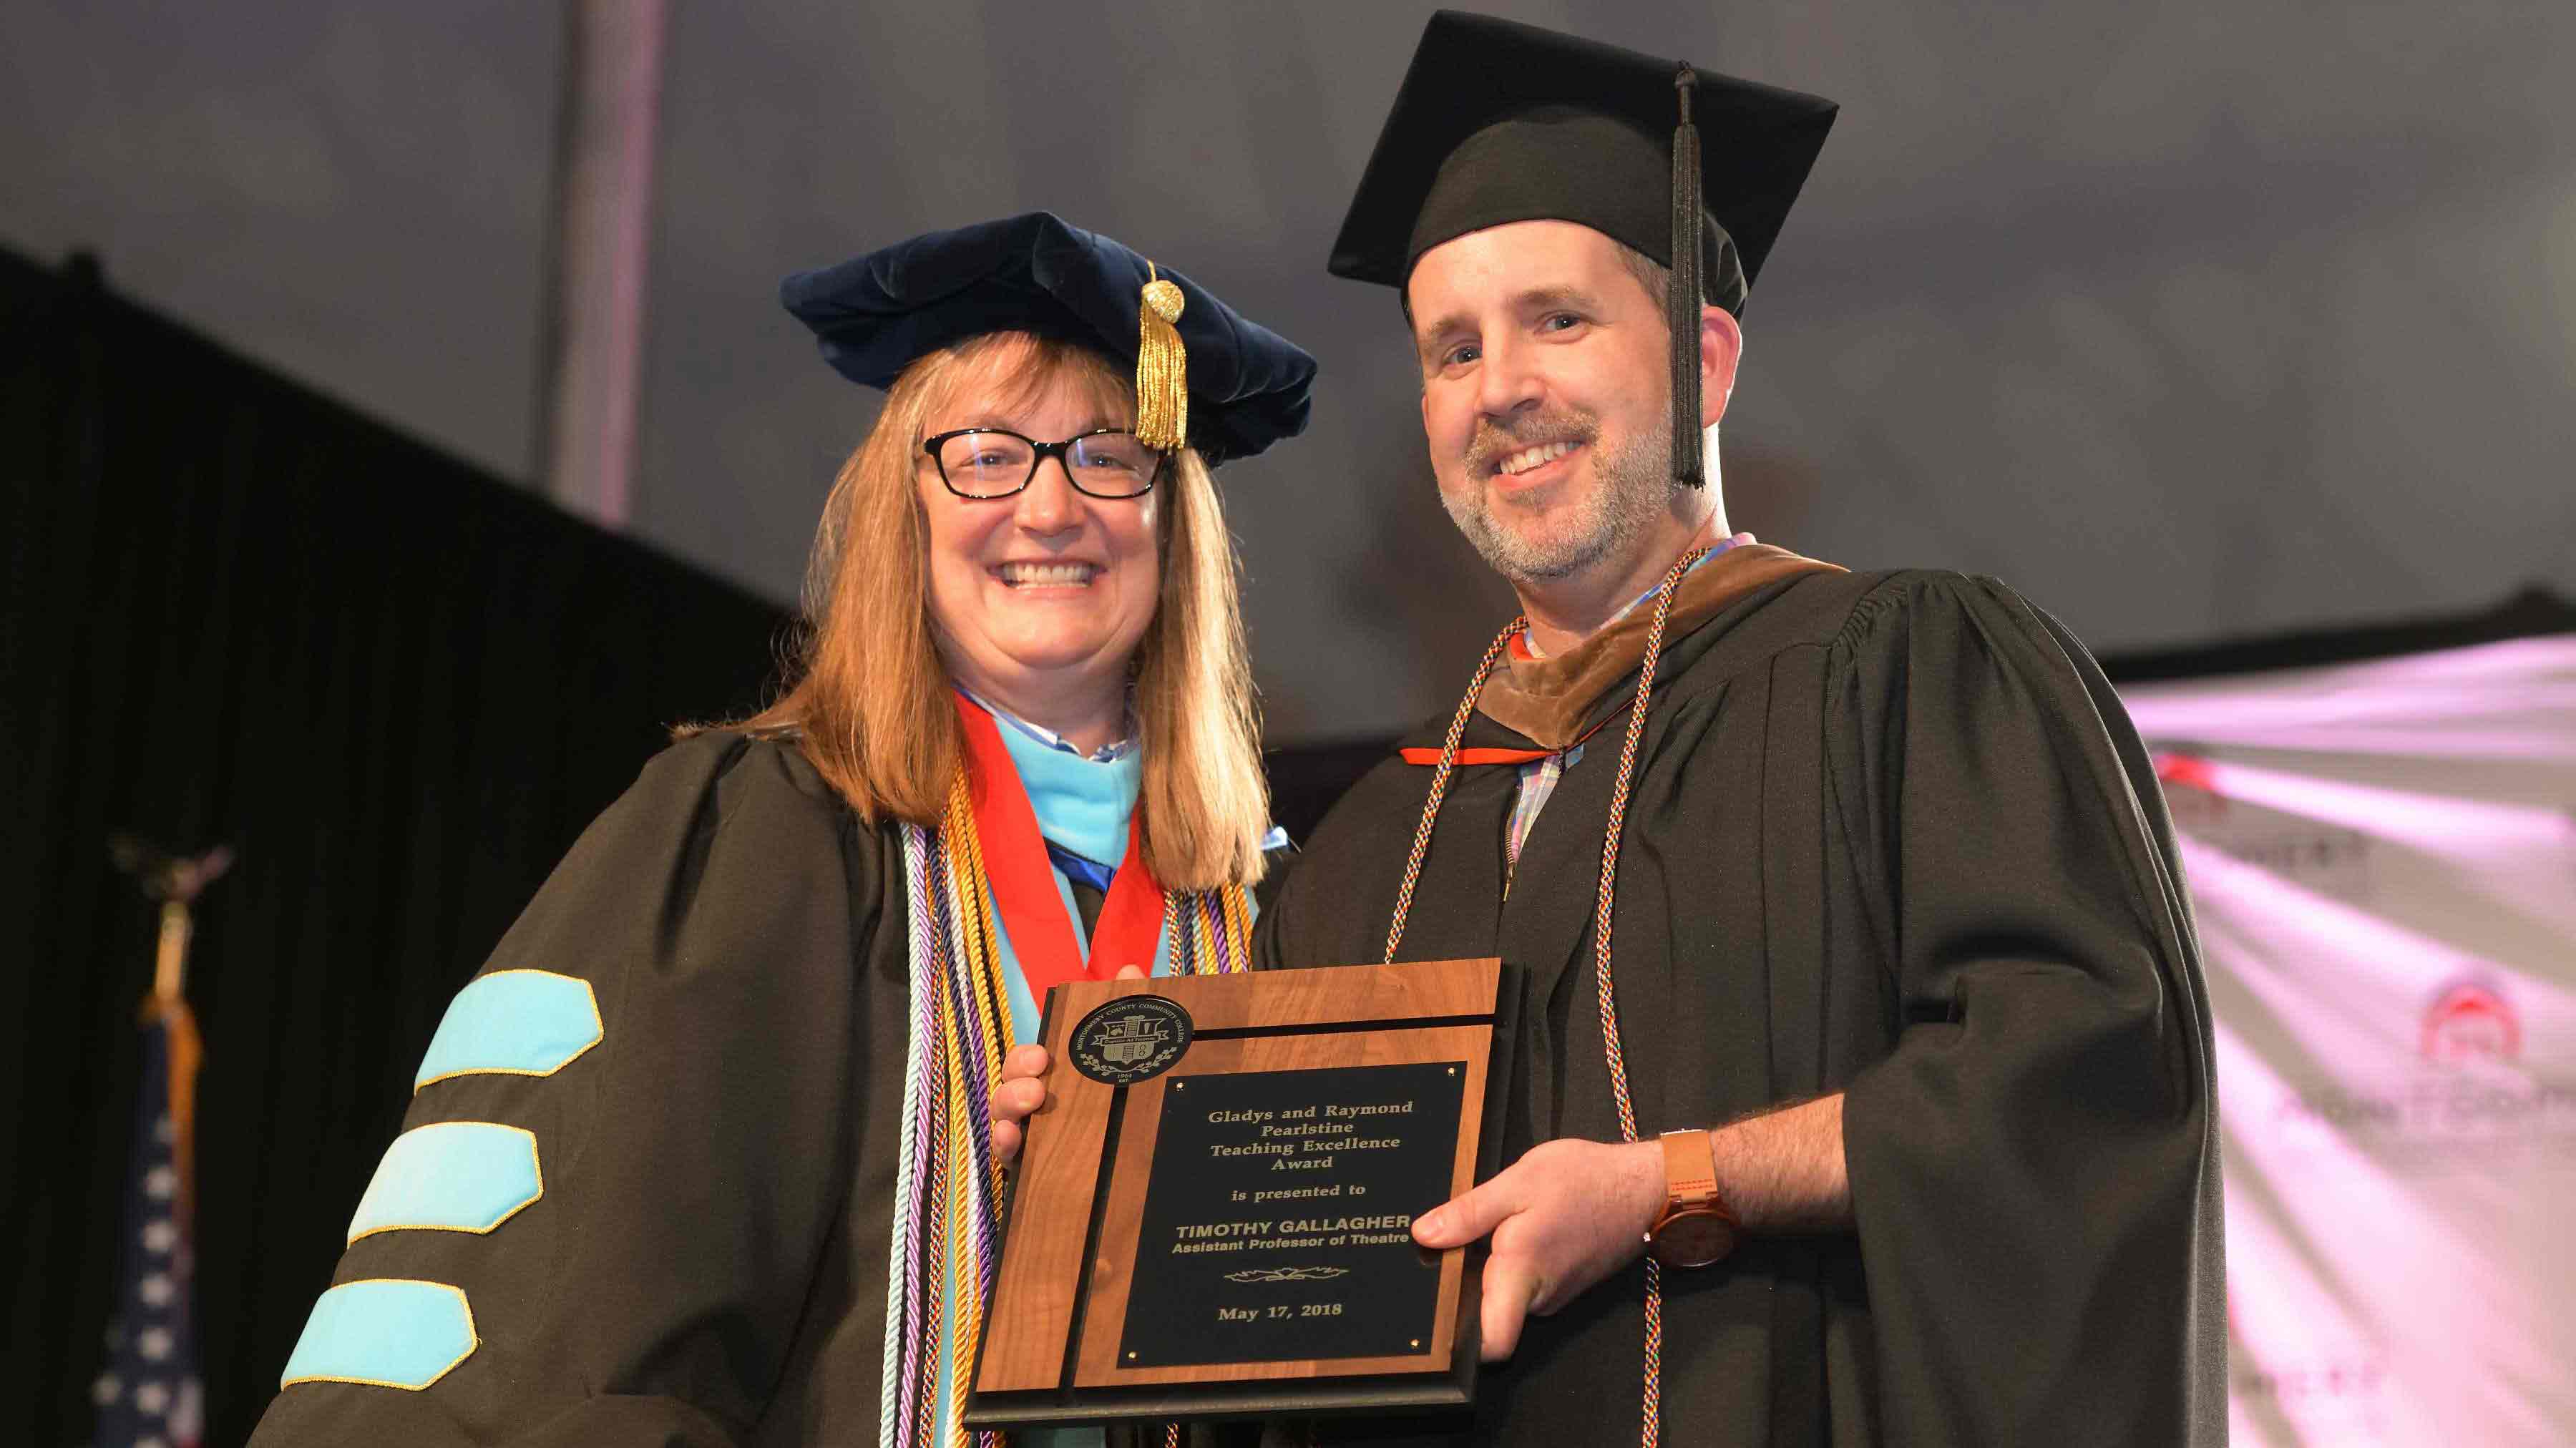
[1645,1127,1739,1268]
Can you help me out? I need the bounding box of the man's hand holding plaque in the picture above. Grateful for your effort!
[1408,1137,1665,1361]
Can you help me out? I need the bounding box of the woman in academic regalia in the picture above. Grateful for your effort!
[248,212,1316,1448]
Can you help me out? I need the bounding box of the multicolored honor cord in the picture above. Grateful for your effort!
[1383,544,1714,1448]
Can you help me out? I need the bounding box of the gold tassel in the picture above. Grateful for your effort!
[1134,261,1189,453]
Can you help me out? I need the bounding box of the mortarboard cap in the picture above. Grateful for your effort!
[784,211,1318,466]
[1327,11,1837,315]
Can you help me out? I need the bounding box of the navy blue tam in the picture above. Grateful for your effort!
[781,212,1317,466]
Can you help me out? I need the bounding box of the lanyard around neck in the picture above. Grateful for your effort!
[955,696,1166,997]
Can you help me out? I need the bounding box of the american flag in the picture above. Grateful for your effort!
[89,1012,205,1448]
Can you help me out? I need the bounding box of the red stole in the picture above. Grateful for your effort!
[954,696,1166,999]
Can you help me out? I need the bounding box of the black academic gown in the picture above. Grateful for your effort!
[246,735,1221,1447]
[1254,569,2225,1447]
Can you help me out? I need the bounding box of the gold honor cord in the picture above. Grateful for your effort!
[1382,545,1714,1448]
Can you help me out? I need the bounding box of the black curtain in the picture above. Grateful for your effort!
[1,248,793,1447]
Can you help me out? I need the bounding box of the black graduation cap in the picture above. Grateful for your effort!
[782,211,1318,466]
[1327,11,1837,485]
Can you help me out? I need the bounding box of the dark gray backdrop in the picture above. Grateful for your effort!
[9,0,2572,743]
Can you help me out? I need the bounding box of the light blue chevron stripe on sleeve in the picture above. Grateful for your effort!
[413,969,602,1090]
[346,1122,542,1244]
[279,1279,479,1390]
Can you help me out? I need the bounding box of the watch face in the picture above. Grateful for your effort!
[1653,1210,1734,1268]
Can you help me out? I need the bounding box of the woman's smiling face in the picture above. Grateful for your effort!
[916,341,1162,731]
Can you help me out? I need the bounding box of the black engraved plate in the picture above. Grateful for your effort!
[1117,1061,1468,1369]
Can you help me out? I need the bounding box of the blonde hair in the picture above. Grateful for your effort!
[736,331,1270,892]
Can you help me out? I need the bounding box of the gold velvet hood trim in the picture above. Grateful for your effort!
[1475,543,1845,750]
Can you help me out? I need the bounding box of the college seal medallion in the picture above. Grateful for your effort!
[1068,994,1194,1085]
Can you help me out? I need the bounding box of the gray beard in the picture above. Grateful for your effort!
[1443,418,1674,583]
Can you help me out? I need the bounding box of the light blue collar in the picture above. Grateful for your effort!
[958,687,1136,763]
[987,704,1140,868]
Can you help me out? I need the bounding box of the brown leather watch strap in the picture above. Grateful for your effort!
[1647,1128,1740,1268]
[1659,1127,1721,1213]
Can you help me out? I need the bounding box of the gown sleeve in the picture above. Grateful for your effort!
[1829,573,2225,1446]
[248,733,880,1447]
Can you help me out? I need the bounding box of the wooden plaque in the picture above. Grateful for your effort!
[965,958,1506,1429]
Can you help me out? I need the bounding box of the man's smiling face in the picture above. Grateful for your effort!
[1409,219,1676,584]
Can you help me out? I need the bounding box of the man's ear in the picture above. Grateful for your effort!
[1699,305,1744,429]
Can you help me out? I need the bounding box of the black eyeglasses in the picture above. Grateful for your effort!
[920,428,1165,499]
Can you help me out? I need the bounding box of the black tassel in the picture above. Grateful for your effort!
[1669,64,1705,489]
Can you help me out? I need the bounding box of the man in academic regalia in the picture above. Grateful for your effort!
[1254,13,2225,1446]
